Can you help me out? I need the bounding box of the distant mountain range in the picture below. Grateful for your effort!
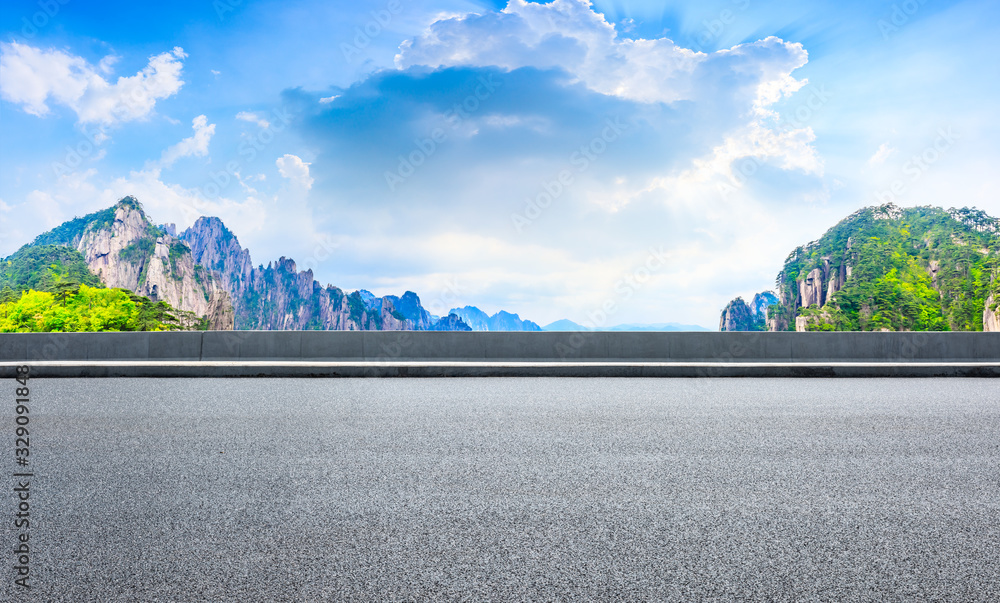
[7,195,717,333]
[448,306,542,331]
[542,319,710,332]
[7,196,479,331]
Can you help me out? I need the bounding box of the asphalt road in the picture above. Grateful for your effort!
[5,378,1000,601]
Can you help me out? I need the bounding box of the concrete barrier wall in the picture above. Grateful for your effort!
[2,330,999,362]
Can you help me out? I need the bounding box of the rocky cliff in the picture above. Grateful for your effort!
[181,216,469,331]
[25,196,505,332]
[719,291,777,331]
[30,196,234,329]
[986,295,999,332]
[723,203,1000,332]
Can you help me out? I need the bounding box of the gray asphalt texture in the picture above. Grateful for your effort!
[5,378,1000,602]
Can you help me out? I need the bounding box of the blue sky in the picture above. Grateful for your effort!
[2,0,999,328]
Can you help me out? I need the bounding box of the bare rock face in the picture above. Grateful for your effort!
[985,295,999,332]
[799,267,825,308]
[721,292,777,331]
[31,196,496,332]
[70,197,233,327]
[181,217,254,295]
[181,217,459,331]
[76,203,147,289]
[206,292,235,331]
[720,297,754,331]
[928,260,941,289]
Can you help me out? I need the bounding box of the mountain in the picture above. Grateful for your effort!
[448,306,542,331]
[0,243,207,332]
[542,319,590,331]
[14,196,475,332]
[429,313,473,331]
[719,292,778,331]
[722,203,1000,332]
[22,196,235,330]
[1,244,104,293]
[542,320,711,331]
[180,216,469,331]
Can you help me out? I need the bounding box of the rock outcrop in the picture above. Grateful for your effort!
[206,291,235,331]
[30,196,515,332]
[720,291,777,331]
[181,216,469,331]
[36,196,234,329]
[430,313,473,331]
[719,297,754,331]
[725,203,1000,332]
[985,295,999,332]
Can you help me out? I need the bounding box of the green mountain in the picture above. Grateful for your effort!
[0,201,220,332]
[1,244,103,295]
[0,244,208,332]
[746,203,1000,332]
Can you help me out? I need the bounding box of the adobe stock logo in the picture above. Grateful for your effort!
[511,117,629,233]
[19,0,70,38]
[878,0,929,40]
[384,75,502,191]
[341,0,404,61]
[872,128,958,205]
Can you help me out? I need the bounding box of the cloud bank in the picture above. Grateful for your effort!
[0,42,187,127]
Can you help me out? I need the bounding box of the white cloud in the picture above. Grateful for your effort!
[393,0,817,216]
[0,42,187,126]
[97,55,119,75]
[236,111,270,128]
[868,142,897,166]
[276,154,314,190]
[319,95,340,104]
[158,115,215,167]
[396,0,807,108]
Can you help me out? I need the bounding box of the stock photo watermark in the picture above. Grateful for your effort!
[878,0,929,40]
[511,116,629,233]
[341,0,404,61]
[718,84,832,200]
[213,0,243,20]
[555,246,670,358]
[12,365,34,590]
[18,0,70,38]
[691,0,751,52]
[872,127,958,205]
[384,74,502,191]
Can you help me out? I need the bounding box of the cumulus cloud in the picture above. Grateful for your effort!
[158,115,215,167]
[276,154,314,190]
[396,0,807,108]
[282,1,831,326]
[0,42,187,126]
[389,0,818,214]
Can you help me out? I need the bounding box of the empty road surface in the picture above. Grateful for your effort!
[4,378,999,601]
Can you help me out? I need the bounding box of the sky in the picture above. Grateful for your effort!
[2,0,999,329]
